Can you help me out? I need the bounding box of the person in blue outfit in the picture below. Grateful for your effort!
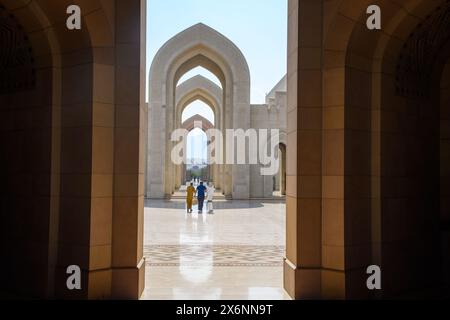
[196,181,207,214]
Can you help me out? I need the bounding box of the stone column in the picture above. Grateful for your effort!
[55,9,118,300]
[284,0,323,299]
[182,165,187,185]
[175,165,181,189]
[110,0,146,299]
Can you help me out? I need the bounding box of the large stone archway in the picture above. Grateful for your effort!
[147,23,251,200]
[286,0,450,299]
[176,75,223,131]
[0,0,146,299]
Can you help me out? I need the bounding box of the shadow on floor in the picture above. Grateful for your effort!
[144,199,285,209]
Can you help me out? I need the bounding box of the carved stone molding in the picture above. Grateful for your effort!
[396,1,450,98]
[0,5,36,94]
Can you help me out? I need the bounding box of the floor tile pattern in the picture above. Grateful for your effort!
[144,245,286,267]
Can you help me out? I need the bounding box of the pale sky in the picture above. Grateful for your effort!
[147,0,287,160]
[147,0,287,104]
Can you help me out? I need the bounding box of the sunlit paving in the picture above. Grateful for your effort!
[142,199,289,300]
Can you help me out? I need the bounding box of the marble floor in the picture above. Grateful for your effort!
[141,199,290,300]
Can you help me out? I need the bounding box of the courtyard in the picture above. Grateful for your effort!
[142,199,289,300]
[0,0,449,301]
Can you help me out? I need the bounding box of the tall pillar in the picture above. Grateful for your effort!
[280,146,286,196]
[284,0,324,299]
[175,165,181,189]
[286,0,375,300]
[110,0,146,299]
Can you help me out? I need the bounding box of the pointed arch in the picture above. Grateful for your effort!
[176,75,222,129]
[182,114,214,132]
[147,23,251,199]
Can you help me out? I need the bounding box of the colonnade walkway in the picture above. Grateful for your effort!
[141,199,289,300]
[171,186,227,201]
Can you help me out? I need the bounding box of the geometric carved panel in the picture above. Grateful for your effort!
[0,5,36,94]
[396,1,450,98]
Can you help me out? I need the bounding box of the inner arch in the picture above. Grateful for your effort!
[182,100,215,125]
[178,66,222,89]
[174,53,227,89]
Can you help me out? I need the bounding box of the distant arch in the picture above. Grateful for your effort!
[177,66,223,89]
[176,75,222,129]
[181,114,214,132]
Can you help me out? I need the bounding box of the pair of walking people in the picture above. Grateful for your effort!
[186,181,215,214]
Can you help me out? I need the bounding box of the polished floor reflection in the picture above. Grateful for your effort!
[141,199,289,300]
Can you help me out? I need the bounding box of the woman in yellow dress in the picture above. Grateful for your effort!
[186,182,196,213]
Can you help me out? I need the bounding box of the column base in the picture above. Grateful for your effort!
[283,259,322,299]
[111,257,146,299]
